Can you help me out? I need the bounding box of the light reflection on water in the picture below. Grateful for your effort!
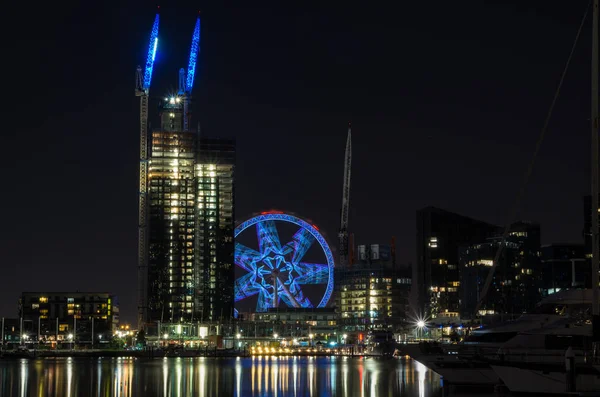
[0,356,442,397]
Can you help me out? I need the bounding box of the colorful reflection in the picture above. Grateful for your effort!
[0,356,442,396]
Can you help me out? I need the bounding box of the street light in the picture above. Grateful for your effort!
[68,333,73,350]
[273,333,278,339]
[236,333,241,339]
[416,321,426,340]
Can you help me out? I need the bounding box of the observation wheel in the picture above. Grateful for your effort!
[234,212,335,313]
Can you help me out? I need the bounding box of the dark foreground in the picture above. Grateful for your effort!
[0,356,443,396]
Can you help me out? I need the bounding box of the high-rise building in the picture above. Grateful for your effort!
[195,139,235,322]
[541,244,587,294]
[459,222,542,319]
[336,242,411,335]
[146,95,235,324]
[415,207,499,320]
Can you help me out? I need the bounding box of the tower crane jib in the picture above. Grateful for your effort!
[143,14,160,92]
[185,16,201,94]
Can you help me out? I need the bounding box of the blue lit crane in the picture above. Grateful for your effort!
[179,14,200,131]
[135,11,159,328]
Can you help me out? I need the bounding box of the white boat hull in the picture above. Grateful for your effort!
[492,364,600,394]
[415,357,499,386]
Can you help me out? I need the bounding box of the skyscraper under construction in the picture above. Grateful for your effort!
[136,13,235,326]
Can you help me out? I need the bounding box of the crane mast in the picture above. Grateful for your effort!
[135,12,159,329]
[338,124,352,268]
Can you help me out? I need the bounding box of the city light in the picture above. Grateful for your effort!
[236,333,241,339]
[273,333,278,339]
[417,320,425,328]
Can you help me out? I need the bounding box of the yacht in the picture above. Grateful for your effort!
[490,322,600,394]
[365,330,396,356]
[399,289,593,387]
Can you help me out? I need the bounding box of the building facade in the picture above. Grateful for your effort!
[415,207,499,320]
[146,95,235,325]
[335,243,411,335]
[541,243,587,294]
[18,292,118,343]
[252,308,337,341]
[459,222,542,320]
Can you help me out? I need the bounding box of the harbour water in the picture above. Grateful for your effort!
[0,356,444,396]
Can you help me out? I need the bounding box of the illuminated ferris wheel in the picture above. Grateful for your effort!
[234,212,335,313]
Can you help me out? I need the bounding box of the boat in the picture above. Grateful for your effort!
[490,0,600,390]
[365,330,397,356]
[398,289,594,387]
[490,322,600,394]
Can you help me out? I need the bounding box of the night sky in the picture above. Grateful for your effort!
[2,1,594,323]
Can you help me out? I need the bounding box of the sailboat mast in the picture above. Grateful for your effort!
[592,0,599,319]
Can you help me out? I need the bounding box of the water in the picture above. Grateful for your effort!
[0,356,443,396]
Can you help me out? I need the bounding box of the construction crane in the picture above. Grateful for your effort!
[180,14,201,131]
[338,123,352,268]
[135,11,159,329]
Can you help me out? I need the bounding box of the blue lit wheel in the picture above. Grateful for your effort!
[234,212,335,313]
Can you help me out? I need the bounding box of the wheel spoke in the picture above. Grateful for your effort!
[256,220,282,255]
[294,263,329,284]
[282,227,315,264]
[287,281,313,308]
[276,277,300,308]
[235,243,261,273]
[234,272,259,301]
[256,288,272,312]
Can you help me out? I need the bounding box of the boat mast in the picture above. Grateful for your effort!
[592,0,599,335]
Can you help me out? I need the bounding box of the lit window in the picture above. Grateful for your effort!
[428,237,438,248]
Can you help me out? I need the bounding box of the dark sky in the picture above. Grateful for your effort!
[1,1,594,323]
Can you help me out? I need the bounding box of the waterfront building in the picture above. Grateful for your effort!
[251,308,337,342]
[18,292,118,344]
[541,243,588,294]
[135,13,235,327]
[335,242,411,337]
[415,207,499,320]
[0,318,21,346]
[459,222,542,320]
[147,113,235,324]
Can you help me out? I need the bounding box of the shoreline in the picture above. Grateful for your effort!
[0,349,398,360]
